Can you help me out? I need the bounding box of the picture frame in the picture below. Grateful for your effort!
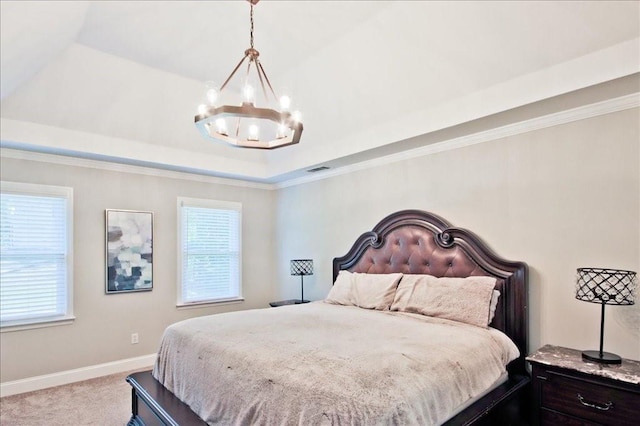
[105,209,153,294]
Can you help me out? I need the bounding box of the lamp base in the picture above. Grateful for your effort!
[581,350,622,364]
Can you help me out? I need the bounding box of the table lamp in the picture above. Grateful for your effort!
[575,267,637,364]
[290,259,313,303]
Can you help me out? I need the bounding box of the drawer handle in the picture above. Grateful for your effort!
[577,394,614,411]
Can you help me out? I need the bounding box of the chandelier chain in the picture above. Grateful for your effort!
[250,4,254,50]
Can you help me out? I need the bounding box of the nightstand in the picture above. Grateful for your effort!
[269,299,310,307]
[527,345,640,426]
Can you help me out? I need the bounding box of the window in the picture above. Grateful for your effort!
[0,181,74,329]
[178,197,242,306]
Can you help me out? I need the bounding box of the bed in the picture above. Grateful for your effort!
[127,209,529,425]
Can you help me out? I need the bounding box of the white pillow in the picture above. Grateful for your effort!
[352,272,403,310]
[325,271,403,310]
[391,274,497,327]
[325,270,355,306]
[488,290,501,323]
[390,274,423,312]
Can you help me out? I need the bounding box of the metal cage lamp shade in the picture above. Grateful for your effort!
[575,268,637,364]
[194,0,303,149]
[291,259,313,302]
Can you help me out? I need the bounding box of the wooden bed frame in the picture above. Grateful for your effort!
[127,209,529,425]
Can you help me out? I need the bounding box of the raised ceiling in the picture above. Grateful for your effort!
[1,1,639,183]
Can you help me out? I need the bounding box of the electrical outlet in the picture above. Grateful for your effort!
[131,333,139,344]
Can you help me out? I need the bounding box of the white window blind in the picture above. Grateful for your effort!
[1,182,73,328]
[178,198,242,305]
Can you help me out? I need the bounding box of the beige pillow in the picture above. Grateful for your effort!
[325,271,403,310]
[390,274,424,312]
[352,272,403,310]
[391,274,497,327]
[325,270,355,306]
[489,290,501,323]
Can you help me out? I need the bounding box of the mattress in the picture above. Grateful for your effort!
[153,302,519,425]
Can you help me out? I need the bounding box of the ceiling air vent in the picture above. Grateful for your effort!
[307,166,330,173]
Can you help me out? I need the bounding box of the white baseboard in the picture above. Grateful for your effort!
[0,353,156,397]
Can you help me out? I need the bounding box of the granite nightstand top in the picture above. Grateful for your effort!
[526,344,640,385]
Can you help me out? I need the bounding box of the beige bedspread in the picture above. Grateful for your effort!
[153,302,519,425]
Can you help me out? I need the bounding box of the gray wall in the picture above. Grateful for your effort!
[276,108,640,360]
[1,107,638,383]
[0,158,276,382]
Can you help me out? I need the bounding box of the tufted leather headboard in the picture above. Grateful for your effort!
[333,210,528,376]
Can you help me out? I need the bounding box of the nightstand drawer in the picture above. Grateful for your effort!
[540,370,638,426]
[541,409,598,426]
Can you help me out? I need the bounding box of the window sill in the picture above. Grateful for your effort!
[1,315,76,333]
[176,297,245,310]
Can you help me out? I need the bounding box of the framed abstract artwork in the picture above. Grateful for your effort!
[105,209,153,294]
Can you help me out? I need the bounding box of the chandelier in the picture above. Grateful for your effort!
[194,0,303,149]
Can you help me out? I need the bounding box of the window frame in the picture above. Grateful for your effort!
[177,197,243,307]
[0,181,74,332]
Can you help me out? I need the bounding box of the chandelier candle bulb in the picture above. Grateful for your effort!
[205,82,219,105]
[243,84,255,104]
[248,124,259,141]
[215,118,228,136]
[279,95,291,111]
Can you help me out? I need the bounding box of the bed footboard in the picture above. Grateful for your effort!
[443,374,531,425]
[126,370,206,426]
[127,370,530,426]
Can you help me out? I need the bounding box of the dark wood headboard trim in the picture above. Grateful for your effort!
[332,209,528,377]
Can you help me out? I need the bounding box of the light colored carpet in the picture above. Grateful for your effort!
[0,369,146,426]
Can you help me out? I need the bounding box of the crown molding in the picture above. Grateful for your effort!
[0,148,276,190]
[2,93,637,190]
[276,93,639,189]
